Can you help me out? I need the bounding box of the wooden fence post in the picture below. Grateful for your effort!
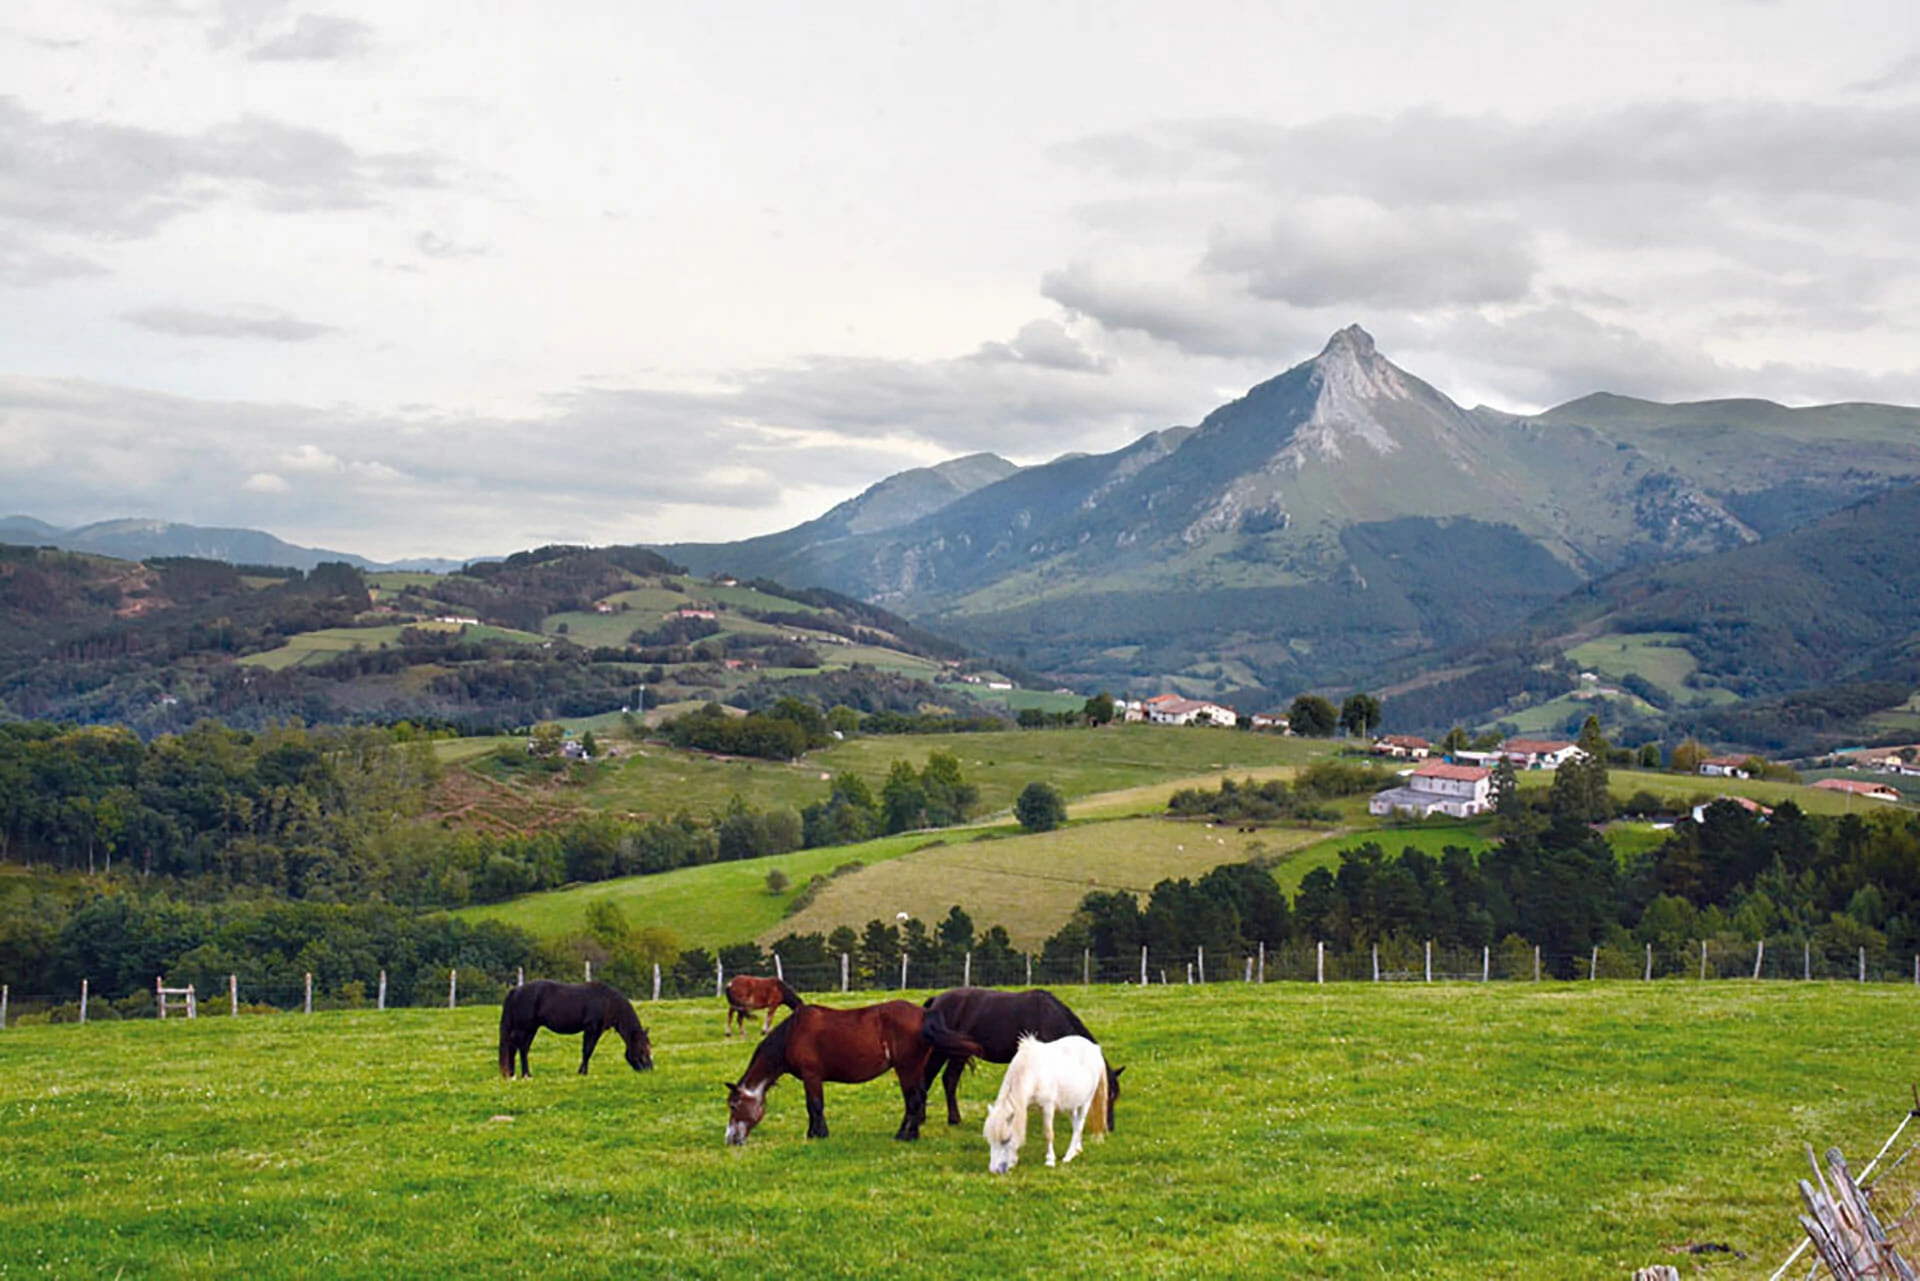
[1700,939,1707,981]
[1244,957,1253,982]
[304,972,313,1015]
[1257,941,1265,984]
[1196,946,1204,984]
[1534,945,1541,983]
[585,959,592,983]
[1590,945,1599,980]
[1083,948,1090,986]
[774,952,783,981]
[1140,946,1147,986]
[1804,941,1811,982]
[963,951,971,987]
[900,953,909,990]
[1,984,8,1030]
[1372,944,1380,983]
[1186,963,1193,985]
[1025,955,1032,987]
[229,974,238,1016]
[80,978,88,1025]
[1860,946,1867,983]
[715,957,723,998]
[652,963,661,1001]
[1424,941,1432,984]
[449,969,458,1009]
[156,975,165,1020]
[1645,943,1653,982]
[841,952,849,993]
[186,984,196,1019]
[1484,946,1491,983]
[377,970,387,1011]
[1752,939,1765,980]
[1316,941,1324,985]
[516,967,524,988]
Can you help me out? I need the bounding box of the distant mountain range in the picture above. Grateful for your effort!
[0,516,467,574]
[667,326,1920,697]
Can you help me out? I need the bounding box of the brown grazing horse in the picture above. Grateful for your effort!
[920,987,1123,1129]
[498,980,653,1078]
[724,1000,931,1144]
[725,974,804,1037]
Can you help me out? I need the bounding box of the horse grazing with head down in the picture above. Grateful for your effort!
[498,980,653,1079]
[983,1034,1109,1174]
[724,1000,931,1145]
[920,987,1123,1130]
[725,974,803,1037]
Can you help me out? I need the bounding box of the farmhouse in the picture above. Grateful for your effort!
[1371,734,1431,760]
[1813,778,1903,803]
[1500,738,1584,770]
[435,615,480,626]
[1368,761,1493,819]
[673,607,718,620]
[1148,698,1238,727]
[1699,755,1754,779]
[1250,711,1291,732]
[1691,795,1774,823]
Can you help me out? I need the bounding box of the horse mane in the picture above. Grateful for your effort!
[984,1036,1038,1150]
[742,1013,796,1086]
[605,988,643,1038]
[1039,991,1096,1042]
[775,977,805,1010]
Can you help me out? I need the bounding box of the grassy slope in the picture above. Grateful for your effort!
[2,985,1914,1278]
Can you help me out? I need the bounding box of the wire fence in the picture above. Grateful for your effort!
[4,938,1917,1029]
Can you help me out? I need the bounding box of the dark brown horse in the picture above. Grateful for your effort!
[498,980,653,1078]
[724,1000,931,1144]
[725,974,804,1037]
[920,987,1123,1129]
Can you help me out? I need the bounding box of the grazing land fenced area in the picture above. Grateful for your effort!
[1,984,1916,1278]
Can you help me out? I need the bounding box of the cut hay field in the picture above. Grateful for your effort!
[2,984,1913,1278]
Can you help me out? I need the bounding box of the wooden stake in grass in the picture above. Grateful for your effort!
[1534,945,1541,983]
[1859,946,1866,983]
[305,972,313,1016]
[1372,945,1380,983]
[1425,941,1432,984]
[80,978,88,1025]
[773,953,783,981]
[1645,943,1653,982]
[1197,946,1204,984]
[652,964,661,1002]
[840,952,849,993]
[584,960,592,982]
[715,957,723,999]
[448,969,457,1010]
[377,970,386,1011]
[1244,957,1253,983]
[1316,941,1324,986]
[1140,946,1147,987]
[2,984,8,1031]
[1083,948,1090,987]
[1753,939,1765,980]
[1700,939,1708,982]
[1025,955,1032,987]
[229,974,237,1016]
[516,967,524,988]
[1804,941,1811,982]
[1186,963,1193,985]
[899,953,908,991]
[1590,945,1598,980]
[964,951,971,986]
[1258,941,1265,984]
[1484,946,1491,983]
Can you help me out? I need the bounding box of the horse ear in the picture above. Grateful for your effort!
[724,1080,739,1095]
[1111,1065,1125,1080]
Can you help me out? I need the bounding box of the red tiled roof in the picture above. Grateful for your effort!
[1703,756,1752,767]
[1814,779,1900,797]
[1504,738,1574,754]
[1414,762,1490,782]
[1379,734,1430,748]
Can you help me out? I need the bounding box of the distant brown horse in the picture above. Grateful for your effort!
[498,980,653,1078]
[724,1000,931,1144]
[726,974,804,1037]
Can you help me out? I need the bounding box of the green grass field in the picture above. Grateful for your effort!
[241,622,545,670]
[2,984,1914,1277]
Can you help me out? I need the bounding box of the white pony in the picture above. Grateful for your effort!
[982,1034,1109,1174]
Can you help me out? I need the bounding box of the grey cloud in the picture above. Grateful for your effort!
[1851,53,1920,94]
[247,13,374,60]
[1042,259,1325,360]
[123,306,338,341]
[969,319,1111,373]
[0,229,106,287]
[415,230,487,260]
[0,96,443,238]
[1203,206,1536,308]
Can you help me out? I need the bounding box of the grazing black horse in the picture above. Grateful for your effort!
[498,980,653,1078]
[920,987,1124,1129]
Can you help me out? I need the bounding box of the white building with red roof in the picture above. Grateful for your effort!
[1813,778,1903,803]
[1500,738,1585,770]
[1369,760,1493,819]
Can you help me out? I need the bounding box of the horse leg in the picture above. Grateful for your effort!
[804,1080,828,1140]
[519,1029,535,1079]
[1064,1104,1087,1164]
[1042,1101,1058,1167]
[942,1057,966,1125]
[894,1069,924,1142]
[579,1027,602,1075]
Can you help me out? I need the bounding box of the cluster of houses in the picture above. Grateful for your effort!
[1124,694,1246,726]
[1839,746,1920,778]
[1363,735,1589,819]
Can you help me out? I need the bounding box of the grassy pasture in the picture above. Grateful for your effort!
[2,984,1914,1278]
[1564,632,1700,696]
[1517,767,1904,816]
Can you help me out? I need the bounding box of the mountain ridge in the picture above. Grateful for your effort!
[0,515,468,573]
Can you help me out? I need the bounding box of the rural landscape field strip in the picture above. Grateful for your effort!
[1,984,1913,1278]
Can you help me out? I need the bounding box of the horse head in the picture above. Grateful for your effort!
[725,1080,765,1146]
[983,1103,1020,1174]
[625,1022,654,1071]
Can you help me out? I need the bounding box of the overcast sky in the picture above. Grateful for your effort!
[3,0,1918,560]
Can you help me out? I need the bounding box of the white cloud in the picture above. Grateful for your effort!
[124,306,337,341]
[242,471,289,492]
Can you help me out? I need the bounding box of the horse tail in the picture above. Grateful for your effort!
[498,994,517,1078]
[1086,1059,1109,1138]
[921,1007,986,1061]
[775,977,805,1010]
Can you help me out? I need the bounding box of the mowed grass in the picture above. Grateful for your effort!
[2,985,1915,1278]
[773,820,1336,949]
[574,727,1327,821]
[454,829,988,946]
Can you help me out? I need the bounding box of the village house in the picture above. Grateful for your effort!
[1691,795,1774,823]
[1249,711,1291,733]
[1499,738,1585,770]
[1813,778,1904,803]
[1371,734,1431,760]
[1147,697,1238,727]
[1699,755,1755,779]
[1368,761,1493,819]
[435,615,480,626]
[673,607,718,620]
